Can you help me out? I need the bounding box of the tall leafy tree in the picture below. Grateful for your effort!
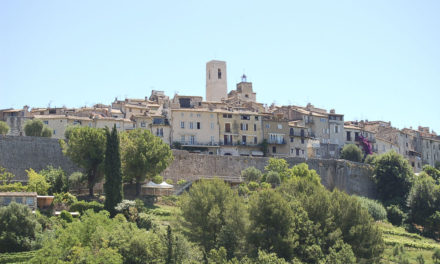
[180,178,247,259]
[373,150,414,206]
[0,121,9,135]
[120,129,173,196]
[61,126,106,197]
[104,125,123,216]
[0,203,39,253]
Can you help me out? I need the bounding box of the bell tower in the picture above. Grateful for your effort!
[206,60,227,102]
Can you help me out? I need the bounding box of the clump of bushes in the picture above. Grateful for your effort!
[355,196,387,221]
[387,205,405,226]
[69,201,104,214]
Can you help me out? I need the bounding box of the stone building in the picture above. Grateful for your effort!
[262,116,289,157]
[217,110,263,156]
[170,108,220,154]
[288,121,310,158]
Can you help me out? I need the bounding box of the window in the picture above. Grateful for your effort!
[265,124,270,129]
[240,123,248,131]
[255,116,259,120]
[43,121,49,125]
[278,124,282,129]
[15,197,23,204]
[218,68,222,79]
[346,131,351,141]
[272,146,277,153]
[301,138,305,144]
[141,122,146,128]
[302,150,305,155]
[320,118,326,122]
[254,124,257,131]
[241,115,250,120]
[211,136,215,143]
[254,137,257,144]
[291,149,294,154]
[4,197,11,205]
[190,122,194,129]
[211,122,214,129]
[242,136,247,145]
[222,114,232,118]
[156,128,163,137]
[180,121,185,128]
[245,94,249,98]
[296,148,300,156]
[197,122,201,129]
[190,136,195,144]
[181,135,185,142]
[335,125,339,134]
[53,130,56,135]
[290,137,294,142]
[225,123,231,133]
[26,197,34,206]
[197,114,201,118]
[290,128,294,136]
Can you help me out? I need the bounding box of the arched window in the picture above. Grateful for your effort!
[218,68,222,79]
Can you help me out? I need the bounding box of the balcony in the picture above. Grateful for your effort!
[180,141,219,147]
[268,139,286,145]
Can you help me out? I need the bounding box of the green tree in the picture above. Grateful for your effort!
[373,150,414,206]
[0,166,15,185]
[120,129,173,196]
[39,165,68,194]
[0,202,39,253]
[265,171,281,187]
[104,125,123,216]
[407,173,437,227]
[248,189,298,261]
[24,119,44,137]
[433,248,440,264]
[23,119,52,137]
[180,179,247,258]
[423,165,440,183]
[340,144,363,162]
[41,126,52,137]
[166,225,174,264]
[241,167,262,182]
[62,126,106,197]
[26,168,50,195]
[264,158,290,181]
[0,121,9,135]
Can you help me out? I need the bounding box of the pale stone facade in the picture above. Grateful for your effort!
[262,117,289,157]
[170,108,220,154]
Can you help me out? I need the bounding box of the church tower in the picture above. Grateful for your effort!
[206,60,227,102]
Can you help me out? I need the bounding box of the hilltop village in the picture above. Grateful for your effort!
[1,60,439,172]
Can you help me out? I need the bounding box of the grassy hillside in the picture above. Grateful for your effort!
[379,222,440,263]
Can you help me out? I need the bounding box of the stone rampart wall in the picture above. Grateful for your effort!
[0,136,376,198]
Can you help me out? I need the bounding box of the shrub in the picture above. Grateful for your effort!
[115,200,138,222]
[59,210,73,223]
[387,205,405,226]
[177,179,187,185]
[69,201,104,214]
[0,203,39,253]
[137,213,156,230]
[355,196,387,221]
[340,144,363,162]
[26,169,50,195]
[53,192,78,207]
[248,181,260,191]
[241,167,262,182]
[238,184,250,196]
[265,171,281,187]
[165,179,173,185]
[0,182,27,192]
[0,121,9,135]
[152,175,163,184]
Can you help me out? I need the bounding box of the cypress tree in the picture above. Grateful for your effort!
[104,125,123,216]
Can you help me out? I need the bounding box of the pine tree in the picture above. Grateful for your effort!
[166,225,174,264]
[104,125,123,216]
